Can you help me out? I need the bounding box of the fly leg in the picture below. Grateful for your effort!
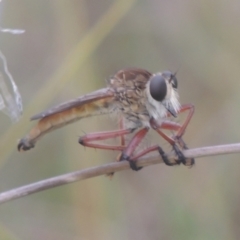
[107,118,128,177]
[119,127,149,171]
[78,128,136,151]
[118,121,183,168]
[150,104,194,167]
[79,125,149,171]
[173,104,195,166]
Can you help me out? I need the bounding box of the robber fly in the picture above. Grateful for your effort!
[18,68,194,170]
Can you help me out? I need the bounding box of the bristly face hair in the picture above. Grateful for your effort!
[145,70,180,125]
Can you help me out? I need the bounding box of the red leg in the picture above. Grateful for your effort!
[120,127,149,170]
[175,104,194,138]
[129,120,186,165]
[160,120,181,131]
[121,128,149,158]
[150,104,194,146]
[79,128,135,151]
[172,104,195,152]
[79,104,194,169]
[131,144,178,166]
[121,122,180,166]
[106,118,127,177]
[131,145,159,160]
[149,104,195,166]
[150,118,177,145]
[80,126,151,171]
[119,117,125,146]
[129,121,183,165]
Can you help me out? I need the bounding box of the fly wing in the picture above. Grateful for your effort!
[31,88,114,120]
[18,88,115,151]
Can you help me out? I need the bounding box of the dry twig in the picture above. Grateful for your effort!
[1,143,240,205]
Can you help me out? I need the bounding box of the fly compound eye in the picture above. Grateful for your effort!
[162,71,178,89]
[149,74,167,102]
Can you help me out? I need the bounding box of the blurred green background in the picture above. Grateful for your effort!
[1,0,240,239]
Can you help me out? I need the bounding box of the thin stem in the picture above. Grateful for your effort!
[1,143,240,205]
